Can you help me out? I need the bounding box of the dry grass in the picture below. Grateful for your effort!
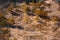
[0,28,10,40]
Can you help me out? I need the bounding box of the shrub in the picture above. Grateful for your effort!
[7,17,15,25]
[31,2,35,6]
[35,15,40,21]
[35,2,43,7]
[34,8,40,15]
[0,12,4,18]
[21,4,27,13]
[14,38,17,40]
[0,28,10,40]
[6,2,14,12]
[24,15,29,22]
[39,10,48,17]
[34,8,40,21]
[0,12,14,26]
[0,13,7,26]
[51,16,59,21]
[34,8,48,21]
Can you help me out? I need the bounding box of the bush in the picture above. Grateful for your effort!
[34,8,48,21]
[21,4,27,13]
[6,2,14,12]
[51,16,59,21]
[0,12,14,26]
[0,13,7,26]
[0,28,10,40]
[34,8,48,17]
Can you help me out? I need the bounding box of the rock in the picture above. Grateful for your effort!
[11,11,20,16]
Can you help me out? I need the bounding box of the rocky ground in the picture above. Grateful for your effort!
[0,0,60,40]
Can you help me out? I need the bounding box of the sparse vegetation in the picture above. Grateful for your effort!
[21,4,27,13]
[6,2,14,12]
[24,15,29,22]
[34,8,40,21]
[0,12,13,40]
[0,28,10,40]
[51,16,59,21]
[0,11,14,26]
[14,38,17,40]
[34,8,48,21]
[0,12,7,26]
[0,0,60,40]
[7,17,15,24]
